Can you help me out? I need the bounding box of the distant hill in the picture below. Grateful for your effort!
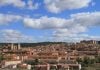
[0,42,66,47]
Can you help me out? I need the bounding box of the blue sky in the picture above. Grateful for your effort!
[0,0,100,43]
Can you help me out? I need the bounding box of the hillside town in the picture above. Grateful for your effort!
[0,40,100,70]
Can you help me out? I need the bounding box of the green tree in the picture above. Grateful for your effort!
[83,57,92,67]
[96,56,100,63]
[0,54,4,62]
[34,58,39,65]
[76,57,82,64]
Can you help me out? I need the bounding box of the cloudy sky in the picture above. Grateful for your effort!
[0,0,100,43]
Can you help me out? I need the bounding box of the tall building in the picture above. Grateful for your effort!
[80,40,97,44]
[11,43,21,50]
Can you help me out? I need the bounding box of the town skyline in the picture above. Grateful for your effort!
[0,40,100,70]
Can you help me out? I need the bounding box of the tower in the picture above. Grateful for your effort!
[10,43,21,50]
[18,43,21,50]
[11,43,14,50]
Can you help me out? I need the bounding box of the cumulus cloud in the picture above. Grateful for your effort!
[23,12,100,29]
[0,14,22,25]
[23,12,100,41]
[27,0,39,10]
[0,0,25,7]
[53,27,86,37]
[1,12,100,30]
[0,29,35,43]
[71,12,100,26]
[52,31,100,42]
[0,12,100,42]
[52,12,100,41]
[44,0,92,13]
[0,0,39,10]
[23,16,68,29]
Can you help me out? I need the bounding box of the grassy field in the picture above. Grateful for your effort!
[81,63,100,70]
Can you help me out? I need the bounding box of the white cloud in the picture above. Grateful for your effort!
[0,14,22,25]
[23,12,100,42]
[23,12,100,29]
[0,0,39,10]
[0,29,35,43]
[0,0,25,7]
[53,27,86,37]
[27,0,39,10]
[71,12,100,26]
[23,16,68,29]
[44,0,92,13]
[0,12,100,42]
[51,12,100,41]
[52,33,100,42]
